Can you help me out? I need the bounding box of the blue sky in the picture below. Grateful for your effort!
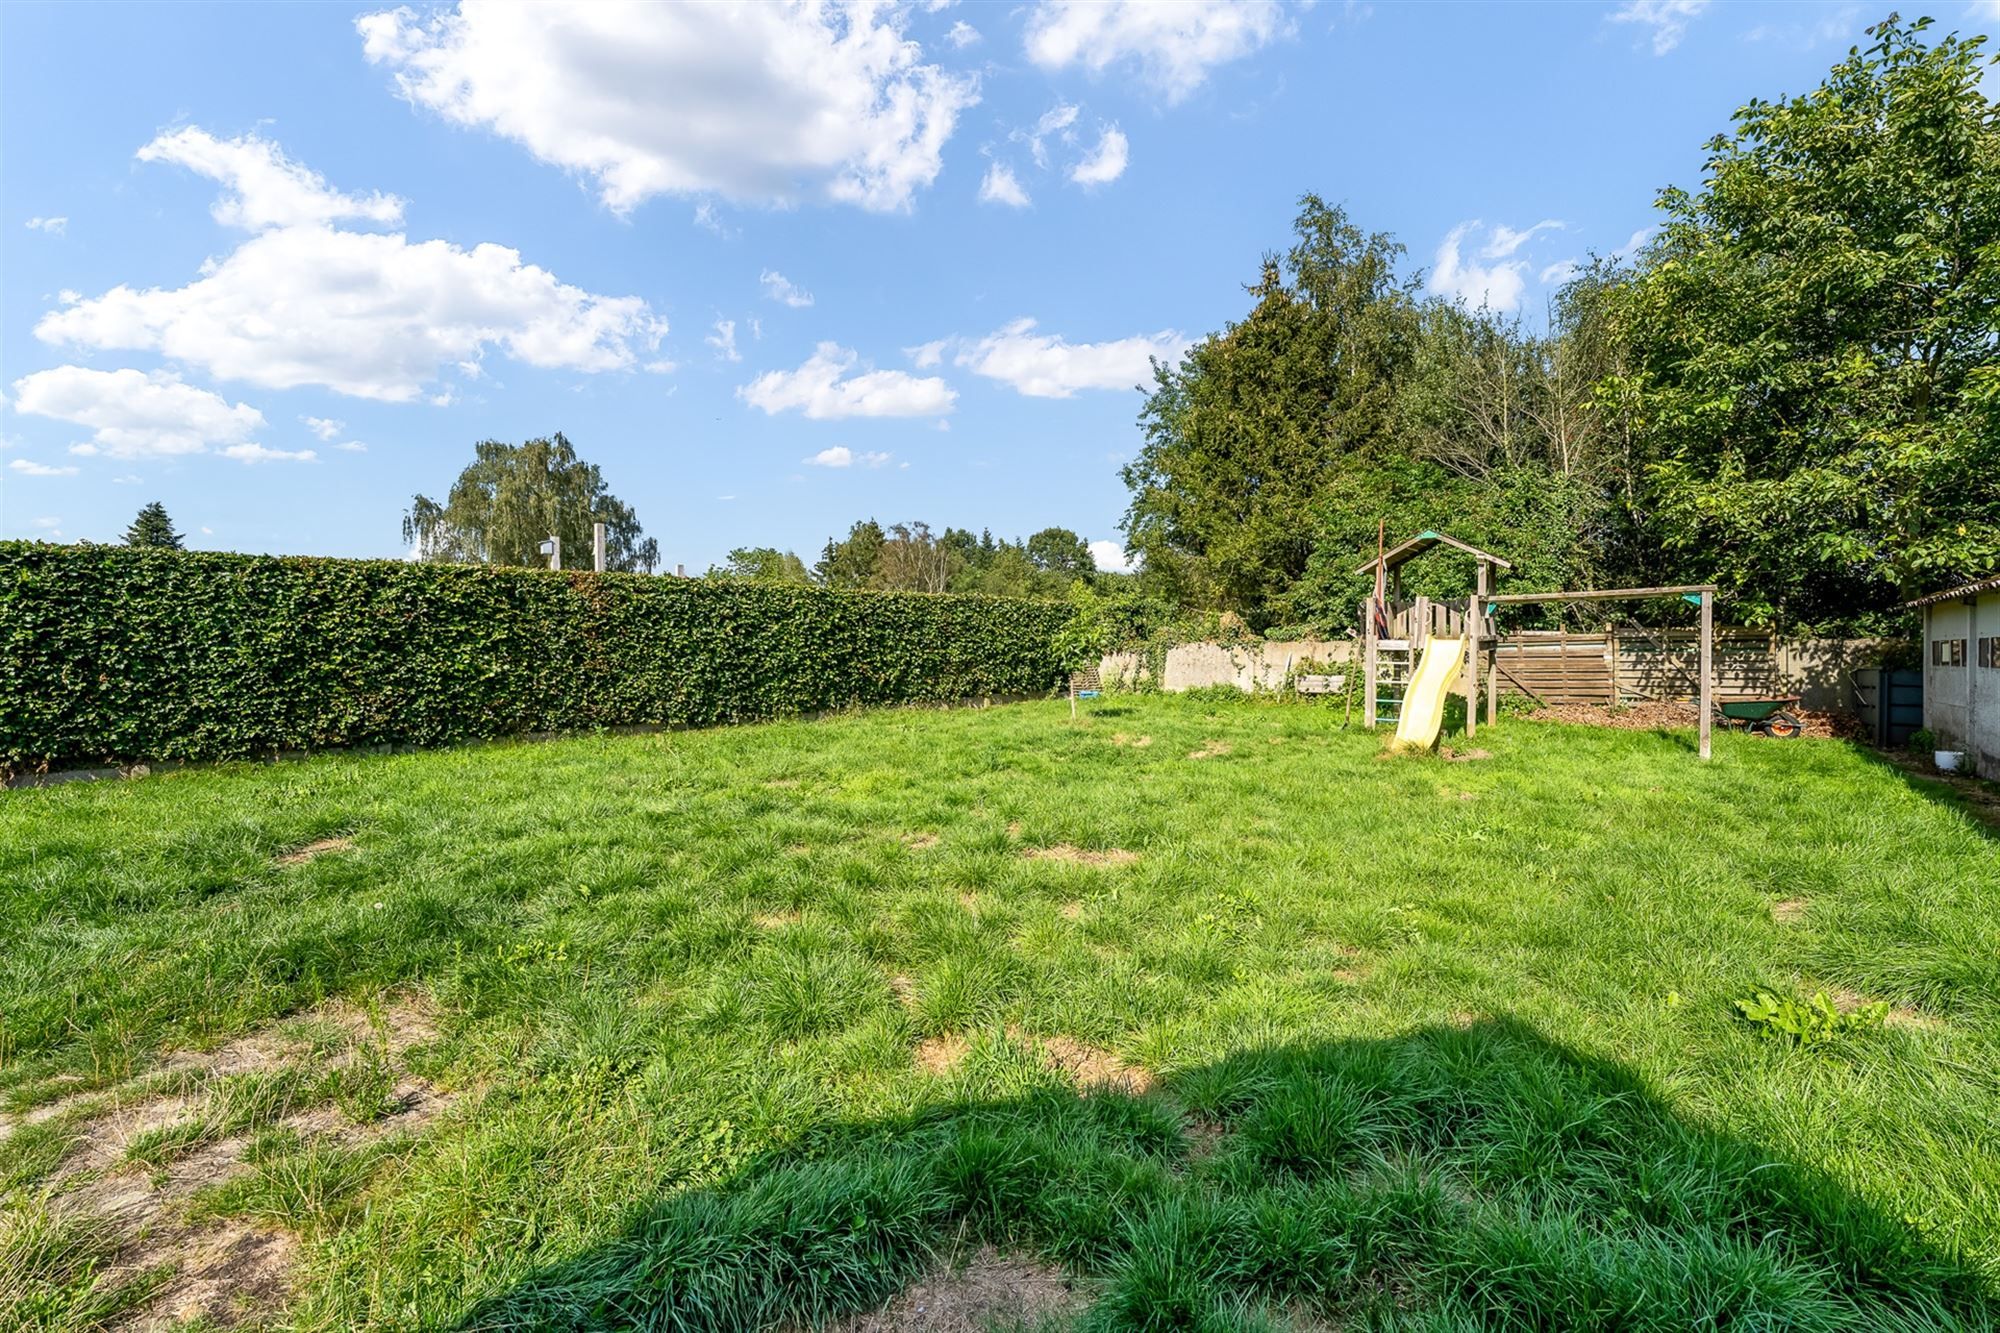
[4,0,1994,573]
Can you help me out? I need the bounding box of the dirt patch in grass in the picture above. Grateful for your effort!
[902,832,941,850]
[119,1218,298,1331]
[1032,1033,1155,1095]
[1186,739,1232,760]
[1184,1120,1227,1162]
[12,995,451,1331]
[1060,901,1085,921]
[753,911,803,929]
[824,1245,1087,1333]
[1111,733,1153,748]
[273,836,352,867]
[914,1035,969,1075]
[1024,845,1138,868]
[1441,747,1491,762]
[1829,987,1942,1032]
[1773,898,1808,924]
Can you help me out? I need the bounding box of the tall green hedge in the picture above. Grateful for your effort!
[0,543,1074,774]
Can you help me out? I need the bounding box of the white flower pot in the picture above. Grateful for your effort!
[1934,750,1965,773]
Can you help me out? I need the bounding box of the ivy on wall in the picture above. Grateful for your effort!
[0,543,1073,773]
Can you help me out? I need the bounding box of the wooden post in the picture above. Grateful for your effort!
[1364,627,1378,729]
[592,521,607,573]
[1699,590,1714,761]
[1466,561,1485,737]
[547,534,561,571]
[1487,657,1499,727]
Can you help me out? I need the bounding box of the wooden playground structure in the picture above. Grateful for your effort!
[1356,531,1722,759]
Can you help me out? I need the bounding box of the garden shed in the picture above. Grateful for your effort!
[1905,572,2000,776]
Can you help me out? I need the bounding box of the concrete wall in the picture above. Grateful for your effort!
[1101,640,1353,693]
[1923,593,1998,776]
[1106,632,1890,718]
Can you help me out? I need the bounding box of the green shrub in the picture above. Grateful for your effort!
[0,543,1073,772]
[1733,990,1888,1047]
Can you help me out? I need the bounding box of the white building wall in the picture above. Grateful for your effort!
[1923,592,1999,776]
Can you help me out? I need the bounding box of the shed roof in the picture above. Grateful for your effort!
[1353,530,1512,577]
[1902,572,2000,609]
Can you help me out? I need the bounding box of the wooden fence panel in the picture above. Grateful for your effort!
[1492,629,1792,705]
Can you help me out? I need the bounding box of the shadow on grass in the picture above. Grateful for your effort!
[1849,743,2000,843]
[454,1019,1991,1331]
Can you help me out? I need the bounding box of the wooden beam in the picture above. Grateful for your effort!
[1487,585,1717,606]
[1699,590,1713,761]
[1467,562,1487,738]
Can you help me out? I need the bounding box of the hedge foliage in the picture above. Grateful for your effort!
[0,542,1075,774]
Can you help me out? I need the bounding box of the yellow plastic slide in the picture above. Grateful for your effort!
[1393,635,1465,751]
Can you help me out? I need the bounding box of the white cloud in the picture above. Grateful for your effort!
[112,474,141,484]
[8,458,80,477]
[1024,0,1288,102]
[1024,102,1080,169]
[1069,126,1129,185]
[1614,226,1655,261]
[693,201,736,238]
[905,338,949,368]
[1482,219,1563,258]
[946,20,981,48]
[1428,222,1528,313]
[137,127,404,231]
[335,440,368,452]
[11,366,264,459]
[1089,538,1135,573]
[302,415,343,440]
[32,517,62,535]
[37,216,667,403]
[950,318,1184,398]
[978,162,1031,208]
[760,269,815,308]
[1609,0,1710,55]
[1539,259,1580,285]
[222,442,317,464]
[706,319,741,362]
[804,446,891,468]
[358,2,978,214]
[24,216,67,236]
[741,342,956,419]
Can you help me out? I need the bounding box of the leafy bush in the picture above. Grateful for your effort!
[1733,991,1888,1047]
[1908,728,1937,754]
[0,542,1073,773]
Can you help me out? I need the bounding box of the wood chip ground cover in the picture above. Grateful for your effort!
[2,696,1994,1329]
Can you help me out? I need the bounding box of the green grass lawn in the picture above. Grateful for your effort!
[3,696,1996,1331]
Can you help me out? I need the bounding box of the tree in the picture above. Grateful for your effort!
[815,520,886,588]
[1606,15,2000,628]
[708,547,811,583]
[124,502,183,549]
[876,521,957,593]
[1025,527,1093,583]
[402,433,658,573]
[1122,196,1420,626]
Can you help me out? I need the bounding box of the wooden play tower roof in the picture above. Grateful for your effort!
[1352,530,1512,577]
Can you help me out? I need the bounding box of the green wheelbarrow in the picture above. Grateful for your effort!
[1715,696,1805,738]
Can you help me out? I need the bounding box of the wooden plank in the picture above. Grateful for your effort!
[1488,585,1717,605]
